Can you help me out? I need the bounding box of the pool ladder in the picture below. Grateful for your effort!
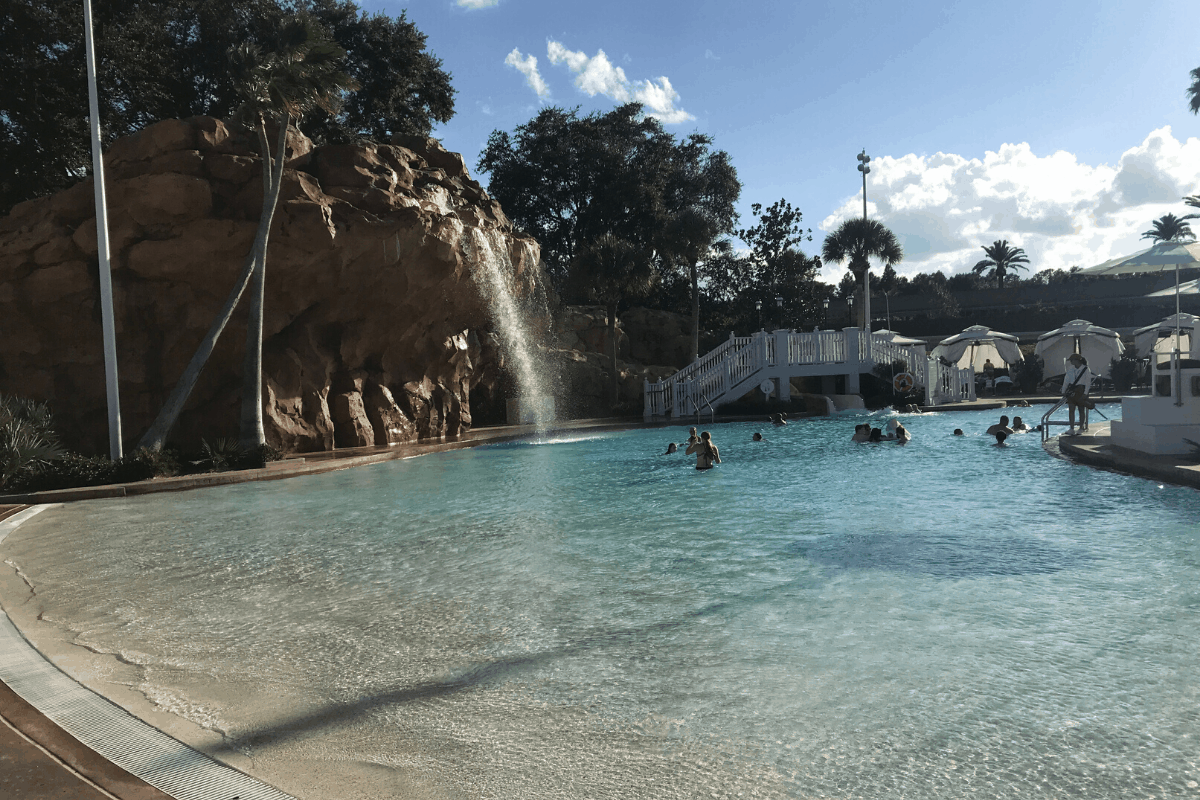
[1039,397,1074,443]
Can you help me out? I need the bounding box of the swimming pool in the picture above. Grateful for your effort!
[3,406,1200,799]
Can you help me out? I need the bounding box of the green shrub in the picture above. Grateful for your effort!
[1012,354,1044,394]
[0,396,65,491]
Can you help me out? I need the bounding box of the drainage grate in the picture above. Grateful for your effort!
[0,506,296,800]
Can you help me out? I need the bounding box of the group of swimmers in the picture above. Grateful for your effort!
[951,413,1031,444]
[851,418,911,444]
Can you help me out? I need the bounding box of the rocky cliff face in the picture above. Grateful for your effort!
[0,117,545,454]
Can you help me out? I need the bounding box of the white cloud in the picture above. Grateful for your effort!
[545,40,695,124]
[504,48,549,100]
[456,0,498,8]
[818,127,1200,282]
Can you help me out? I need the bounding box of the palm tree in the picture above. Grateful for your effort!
[820,218,902,329]
[1183,195,1200,221]
[1141,213,1196,244]
[663,208,727,360]
[137,16,355,452]
[1188,66,1200,115]
[569,234,656,406]
[971,240,1031,289]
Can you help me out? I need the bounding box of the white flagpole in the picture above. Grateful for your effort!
[83,0,123,458]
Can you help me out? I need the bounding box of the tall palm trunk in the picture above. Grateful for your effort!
[239,114,290,449]
[608,301,619,407]
[690,258,700,360]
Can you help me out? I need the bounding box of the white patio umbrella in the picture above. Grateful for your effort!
[931,325,1022,371]
[1034,319,1124,377]
[1132,313,1197,359]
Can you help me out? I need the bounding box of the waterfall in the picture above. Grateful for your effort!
[466,228,554,432]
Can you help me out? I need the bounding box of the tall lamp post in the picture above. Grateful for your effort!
[847,295,855,328]
[822,298,829,329]
[84,0,123,459]
[856,149,871,332]
[755,299,762,331]
[775,295,784,329]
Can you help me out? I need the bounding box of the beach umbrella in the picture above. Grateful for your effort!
[931,325,1022,371]
[1116,242,1198,370]
[1034,319,1123,377]
[1132,313,1197,359]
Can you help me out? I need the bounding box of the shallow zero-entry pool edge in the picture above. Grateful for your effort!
[0,506,300,800]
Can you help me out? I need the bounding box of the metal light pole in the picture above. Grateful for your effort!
[847,295,855,327]
[84,0,123,459]
[775,295,784,329]
[857,149,871,332]
[755,299,762,331]
[822,298,829,329]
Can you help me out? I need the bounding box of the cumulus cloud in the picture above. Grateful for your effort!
[504,48,549,99]
[544,40,695,124]
[819,127,1200,282]
[456,0,498,8]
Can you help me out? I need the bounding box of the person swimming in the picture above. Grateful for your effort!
[993,430,1008,445]
[1012,416,1030,432]
[887,418,911,443]
[686,431,721,470]
[986,415,1014,436]
[953,428,964,436]
[852,424,871,442]
[771,413,788,426]
[868,427,884,443]
[752,432,764,442]
[665,442,678,454]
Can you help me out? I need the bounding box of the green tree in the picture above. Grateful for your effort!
[137,15,355,451]
[660,142,740,359]
[971,240,1030,289]
[736,200,821,327]
[0,0,453,215]
[1141,213,1196,243]
[1181,194,1199,220]
[1188,65,1200,115]
[820,218,903,329]
[568,234,655,406]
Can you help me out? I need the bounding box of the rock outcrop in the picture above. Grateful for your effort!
[0,117,545,454]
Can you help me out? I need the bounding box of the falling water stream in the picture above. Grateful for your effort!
[466,228,554,432]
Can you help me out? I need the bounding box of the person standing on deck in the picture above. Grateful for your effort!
[1062,353,1092,435]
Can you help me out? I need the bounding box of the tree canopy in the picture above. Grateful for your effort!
[1141,213,1195,243]
[0,0,454,214]
[971,239,1031,289]
[479,104,738,292]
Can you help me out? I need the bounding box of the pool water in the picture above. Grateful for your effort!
[4,406,1200,799]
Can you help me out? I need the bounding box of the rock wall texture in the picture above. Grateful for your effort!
[0,117,545,454]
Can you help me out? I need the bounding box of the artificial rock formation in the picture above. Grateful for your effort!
[0,117,544,454]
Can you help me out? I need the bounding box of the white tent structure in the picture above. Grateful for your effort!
[1034,319,1124,377]
[1082,241,1200,276]
[1132,313,1197,361]
[931,325,1022,371]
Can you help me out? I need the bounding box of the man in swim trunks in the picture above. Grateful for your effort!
[686,431,721,470]
[986,415,1014,437]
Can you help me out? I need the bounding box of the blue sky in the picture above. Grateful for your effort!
[363,0,1200,283]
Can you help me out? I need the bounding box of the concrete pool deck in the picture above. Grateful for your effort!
[0,404,1177,800]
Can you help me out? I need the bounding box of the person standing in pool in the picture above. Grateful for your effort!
[686,431,721,470]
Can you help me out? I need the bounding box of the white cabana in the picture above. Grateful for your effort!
[1132,313,1197,360]
[931,325,1022,371]
[1034,319,1124,377]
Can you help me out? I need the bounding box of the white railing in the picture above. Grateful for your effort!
[646,329,966,419]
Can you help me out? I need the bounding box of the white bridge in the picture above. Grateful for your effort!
[644,327,977,419]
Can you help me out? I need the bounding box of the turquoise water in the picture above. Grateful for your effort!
[5,405,1200,799]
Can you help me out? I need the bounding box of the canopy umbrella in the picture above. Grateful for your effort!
[1034,319,1123,377]
[931,325,1022,371]
[1080,241,1200,276]
[873,329,927,346]
[1132,313,1197,359]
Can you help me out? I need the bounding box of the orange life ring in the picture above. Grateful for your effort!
[893,372,915,393]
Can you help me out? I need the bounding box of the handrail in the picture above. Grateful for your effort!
[1040,397,1068,443]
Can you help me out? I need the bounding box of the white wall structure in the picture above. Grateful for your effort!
[1110,365,1200,455]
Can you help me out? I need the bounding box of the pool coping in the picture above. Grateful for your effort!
[1054,422,1200,491]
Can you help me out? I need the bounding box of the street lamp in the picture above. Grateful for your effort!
[755,299,762,331]
[847,295,855,327]
[822,298,829,329]
[775,295,784,329]
[856,149,872,332]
